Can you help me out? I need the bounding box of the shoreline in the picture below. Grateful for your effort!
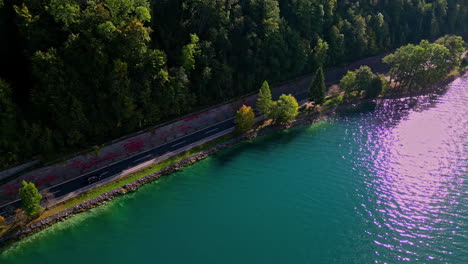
[0,69,465,249]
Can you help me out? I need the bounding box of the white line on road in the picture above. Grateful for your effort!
[101,171,109,176]
[203,128,219,134]
[171,141,186,148]
[133,154,152,163]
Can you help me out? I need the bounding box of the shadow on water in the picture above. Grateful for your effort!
[213,82,456,170]
[210,127,313,168]
[337,101,378,116]
[335,89,452,132]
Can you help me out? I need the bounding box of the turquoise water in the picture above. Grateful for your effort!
[1,75,467,263]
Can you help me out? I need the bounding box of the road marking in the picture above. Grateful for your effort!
[203,128,219,134]
[171,141,186,148]
[133,154,152,163]
[101,171,109,176]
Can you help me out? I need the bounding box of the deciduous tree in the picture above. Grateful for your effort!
[384,39,453,92]
[19,181,43,216]
[435,35,466,67]
[235,105,255,132]
[340,66,383,98]
[269,94,298,124]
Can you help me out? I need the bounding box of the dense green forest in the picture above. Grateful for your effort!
[0,0,466,169]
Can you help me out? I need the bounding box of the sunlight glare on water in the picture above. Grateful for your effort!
[0,74,467,264]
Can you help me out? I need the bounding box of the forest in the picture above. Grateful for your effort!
[0,0,466,169]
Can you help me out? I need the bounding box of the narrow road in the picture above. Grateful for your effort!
[0,59,389,218]
[0,116,236,218]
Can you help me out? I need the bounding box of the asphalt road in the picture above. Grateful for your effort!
[0,90,310,218]
[0,59,389,218]
[0,115,238,218]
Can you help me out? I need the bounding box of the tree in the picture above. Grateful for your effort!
[235,105,255,132]
[355,66,374,93]
[340,66,383,98]
[340,71,357,94]
[308,67,326,104]
[1,0,466,170]
[435,35,466,67]
[269,94,299,124]
[366,76,384,99]
[383,39,453,92]
[257,81,273,116]
[180,34,201,72]
[312,38,329,70]
[19,181,43,216]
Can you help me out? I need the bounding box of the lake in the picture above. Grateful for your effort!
[1,74,467,263]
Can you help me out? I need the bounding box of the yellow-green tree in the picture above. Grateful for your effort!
[19,181,43,216]
[257,81,273,116]
[269,94,299,124]
[235,105,255,132]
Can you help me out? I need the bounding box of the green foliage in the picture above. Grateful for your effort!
[367,76,384,99]
[384,38,456,92]
[435,35,467,67]
[92,145,104,157]
[269,94,299,124]
[312,38,329,70]
[135,6,151,22]
[308,67,326,104]
[235,105,255,132]
[180,34,200,72]
[47,0,81,27]
[340,71,357,94]
[340,66,383,99]
[325,94,344,105]
[0,0,465,169]
[19,181,43,216]
[257,81,273,116]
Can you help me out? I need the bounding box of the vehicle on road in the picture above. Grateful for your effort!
[86,174,102,184]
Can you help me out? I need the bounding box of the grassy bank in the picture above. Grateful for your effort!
[1,67,465,244]
[0,133,234,237]
[37,134,234,221]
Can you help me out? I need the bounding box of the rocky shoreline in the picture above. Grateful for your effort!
[0,122,295,248]
[1,70,465,249]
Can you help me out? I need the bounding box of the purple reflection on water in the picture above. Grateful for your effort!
[356,75,467,262]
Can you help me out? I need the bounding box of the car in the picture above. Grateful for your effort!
[86,174,101,184]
